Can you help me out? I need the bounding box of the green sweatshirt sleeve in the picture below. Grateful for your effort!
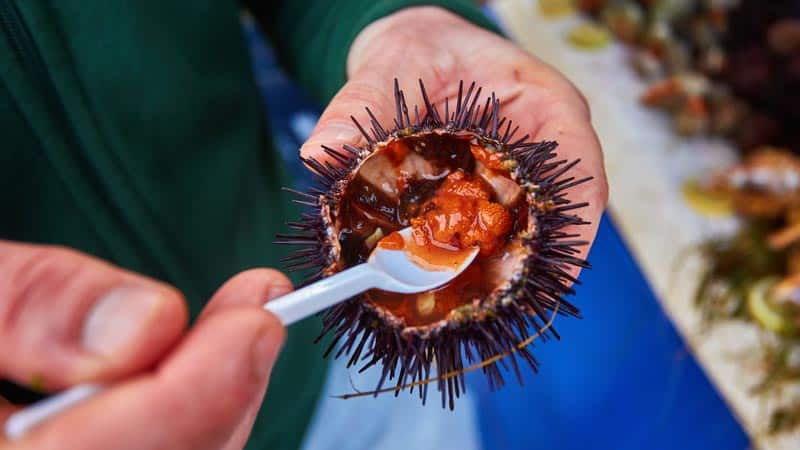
[246,0,502,103]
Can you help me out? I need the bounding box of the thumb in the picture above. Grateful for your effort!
[197,268,293,321]
[298,7,469,164]
[11,273,287,450]
[0,241,188,392]
[298,76,394,163]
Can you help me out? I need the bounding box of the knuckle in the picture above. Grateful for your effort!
[597,177,610,207]
[20,246,93,289]
[34,245,86,269]
[576,162,609,208]
[518,59,592,122]
[545,81,592,122]
[0,245,116,337]
[421,54,461,103]
[1,247,83,329]
[572,90,592,121]
[570,89,592,121]
[335,80,392,115]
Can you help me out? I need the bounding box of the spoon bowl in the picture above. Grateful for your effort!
[264,227,479,323]
[366,227,479,293]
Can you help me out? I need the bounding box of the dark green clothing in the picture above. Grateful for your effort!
[0,1,495,449]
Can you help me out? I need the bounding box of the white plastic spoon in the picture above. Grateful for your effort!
[4,227,479,440]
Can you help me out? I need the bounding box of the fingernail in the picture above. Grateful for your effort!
[308,123,362,147]
[265,284,292,302]
[250,325,284,381]
[82,285,164,357]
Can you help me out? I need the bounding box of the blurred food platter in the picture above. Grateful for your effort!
[492,1,800,448]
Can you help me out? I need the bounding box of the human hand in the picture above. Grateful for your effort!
[300,6,608,272]
[0,240,290,450]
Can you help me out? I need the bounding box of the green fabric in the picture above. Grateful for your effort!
[0,1,496,449]
[249,0,502,103]
[0,3,322,449]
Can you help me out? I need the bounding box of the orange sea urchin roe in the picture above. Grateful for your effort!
[377,231,405,250]
[470,144,507,171]
[409,170,512,257]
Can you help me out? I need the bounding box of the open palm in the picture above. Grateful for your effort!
[301,6,608,275]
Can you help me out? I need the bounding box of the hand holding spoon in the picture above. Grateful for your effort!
[4,227,479,440]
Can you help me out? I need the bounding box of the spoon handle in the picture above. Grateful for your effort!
[265,263,378,325]
[4,384,103,440]
[4,263,380,441]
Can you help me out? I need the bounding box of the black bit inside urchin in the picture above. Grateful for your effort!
[277,79,592,409]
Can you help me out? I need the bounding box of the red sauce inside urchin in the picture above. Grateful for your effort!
[408,170,512,257]
[337,134,527,327]
[377,231,405,250]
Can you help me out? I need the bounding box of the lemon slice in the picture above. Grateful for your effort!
[539,0,575,19]
[567,23,612,50]
[747,277,797,335]
[681,179,733,218]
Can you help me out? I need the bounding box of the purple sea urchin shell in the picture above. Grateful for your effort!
[277,79,591,408]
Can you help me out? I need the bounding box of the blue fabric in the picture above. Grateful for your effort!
[243,16,750,450]
[471,215,749,450]
[300,354,482,450]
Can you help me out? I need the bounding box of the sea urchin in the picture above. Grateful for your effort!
[278,79,591,408]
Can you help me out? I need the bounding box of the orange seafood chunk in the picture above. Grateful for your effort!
[410,170,513,256]
[377,231,405,250]
[467,200,513,255]
[470,144,508,171]
[437,170,491,200]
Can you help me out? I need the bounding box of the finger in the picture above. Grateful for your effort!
[298,76,395,162]
[453,32,608,233]
[198,268,293,321]
[0,397,15,426]
[300,5,608,281]
[197,269,292,448]
[300,67,607,244]
[0,241,188,391]
[502,82,609,257]
[14,305,285,450]
[299,5,583,167]
[299,9,474,162]
[191,269,291,449]
[219,381,268,450]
